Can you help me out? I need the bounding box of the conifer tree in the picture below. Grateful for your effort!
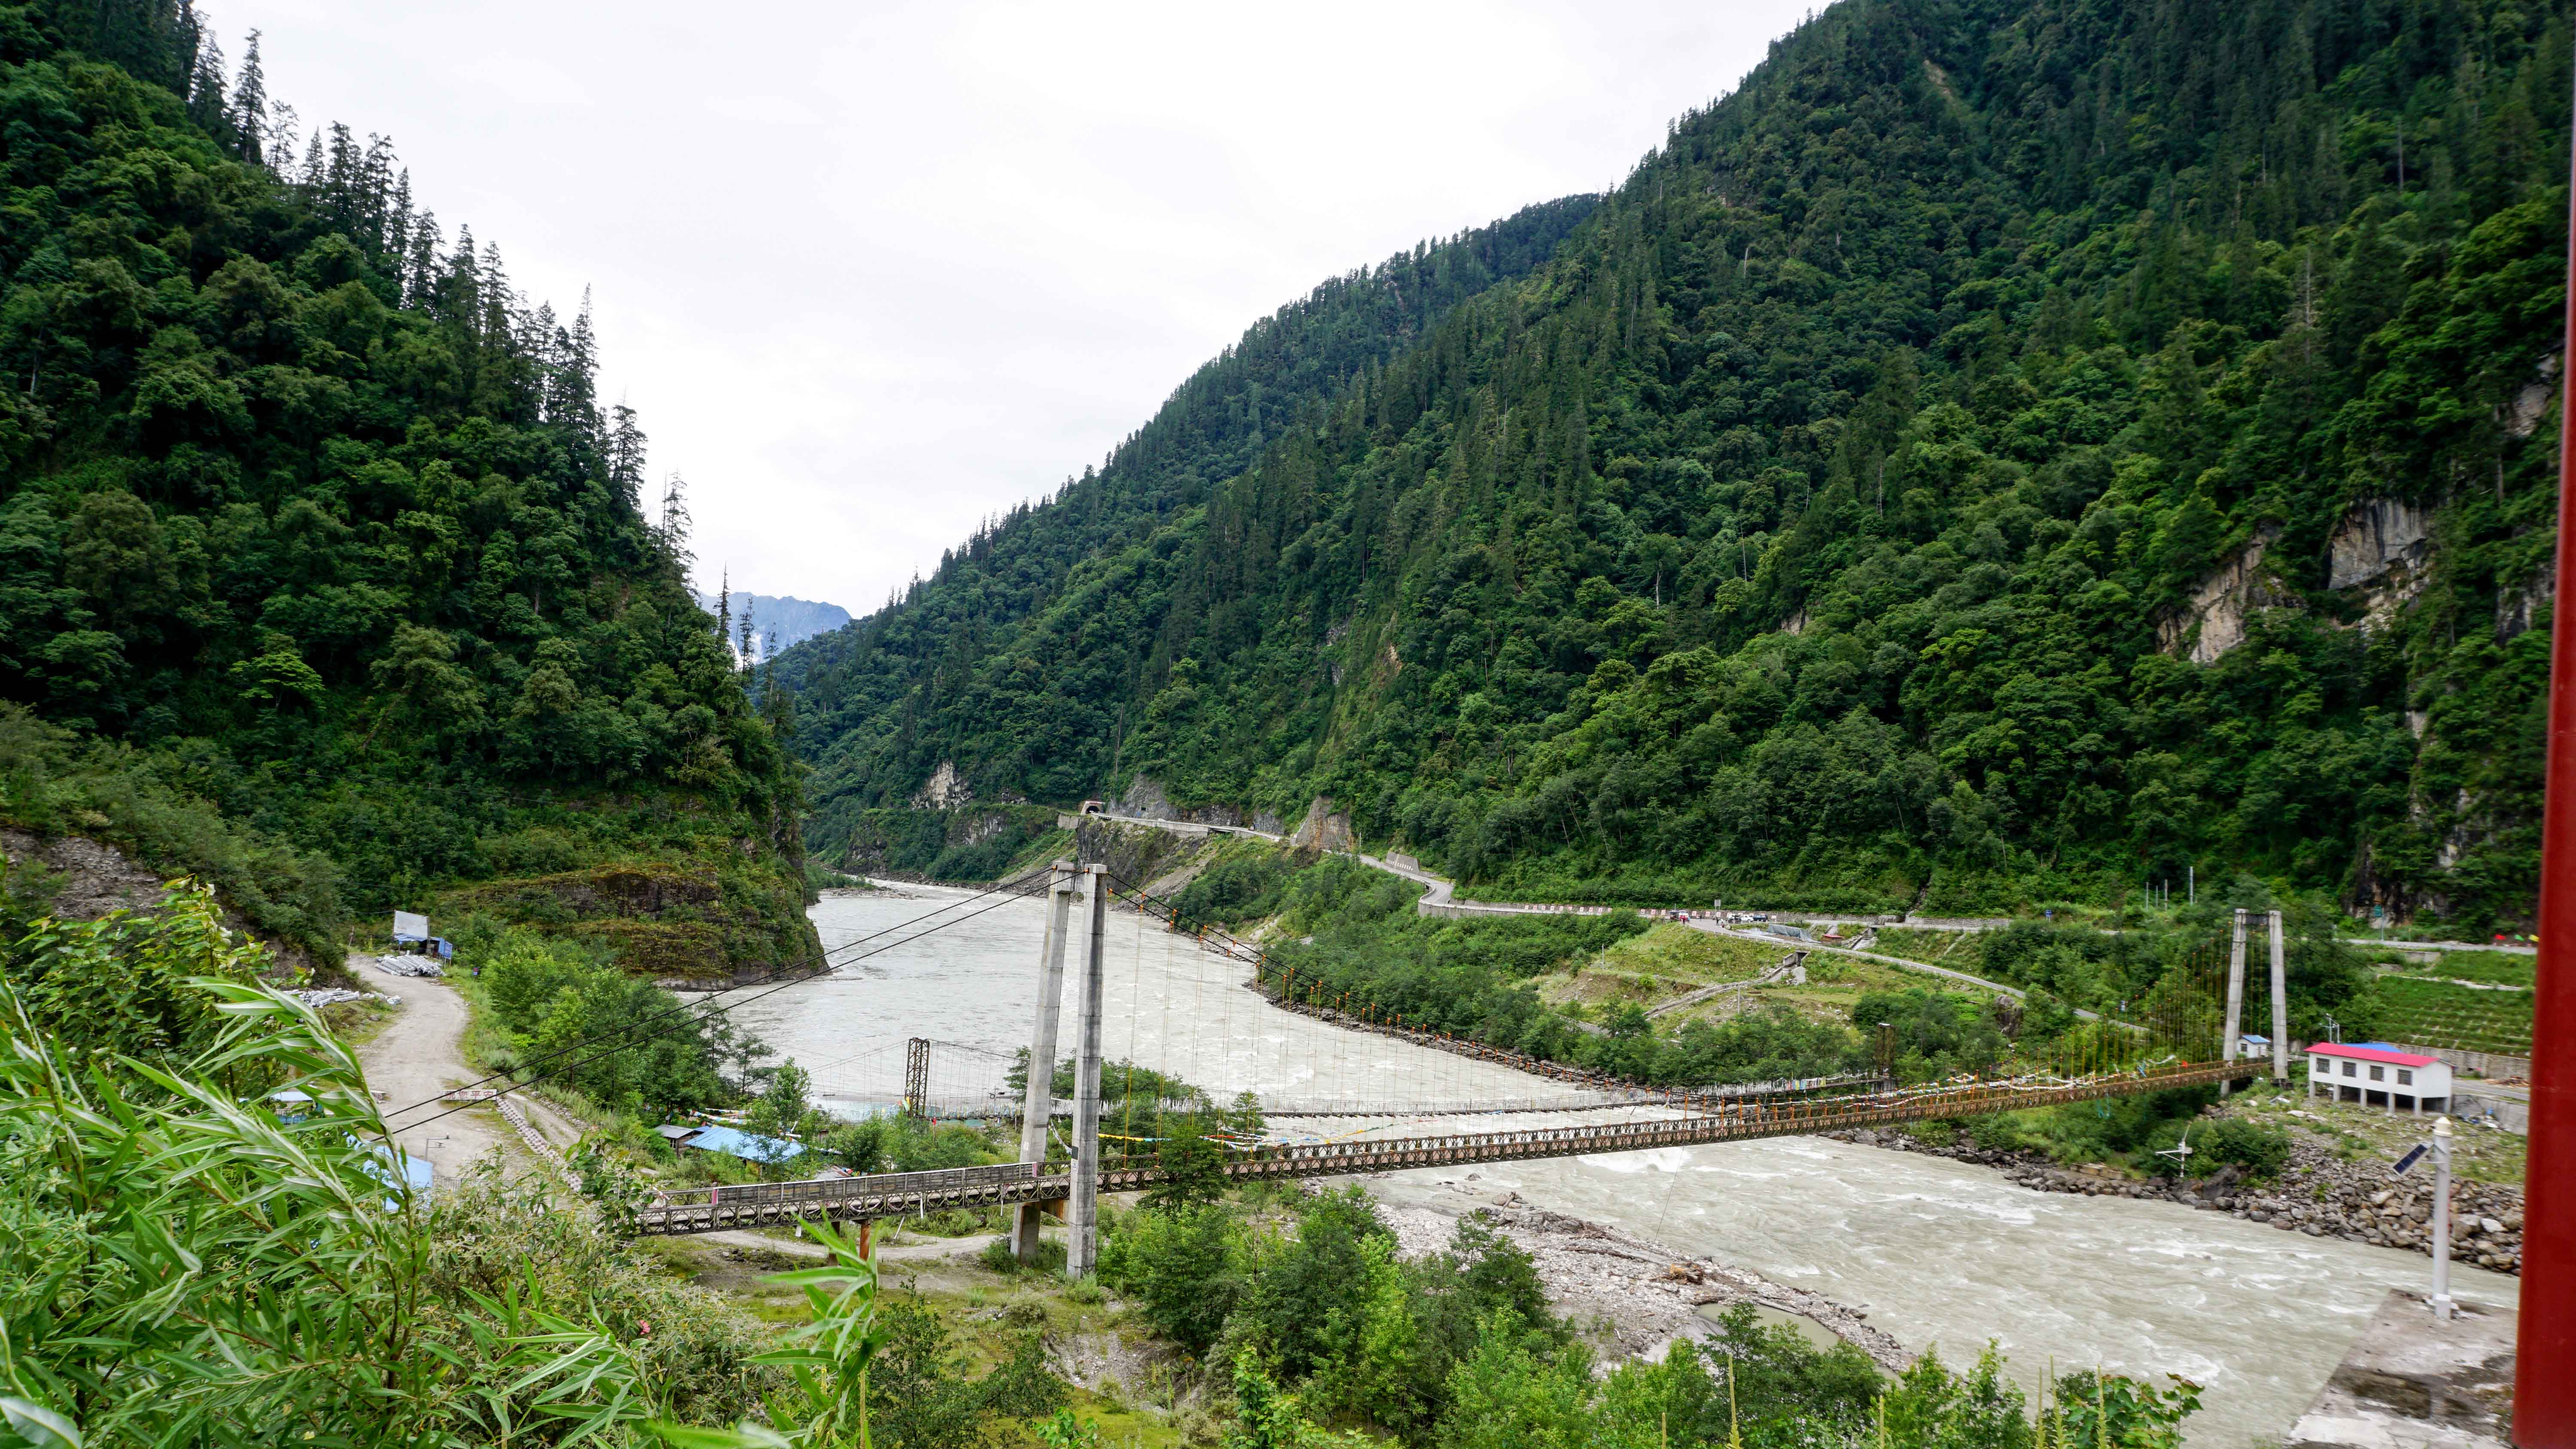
[607,402,649,513]
[228,28,267,165]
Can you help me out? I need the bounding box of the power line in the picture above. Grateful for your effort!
[378,886,1038,1140]
[377,875,1042,1128]
[380,877,1011,1122]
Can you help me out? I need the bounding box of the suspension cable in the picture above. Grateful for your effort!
[375,885,1037,1135]
[377,868,1048,1124]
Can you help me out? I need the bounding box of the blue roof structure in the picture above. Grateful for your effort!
[675,1125,802,1163]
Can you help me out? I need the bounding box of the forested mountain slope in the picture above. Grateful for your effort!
[796,0,2568,931]
[0,0,815,977]
[772,199,1598,827]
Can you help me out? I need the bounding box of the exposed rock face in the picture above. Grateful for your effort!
[2496,561,2553,642]
[0,828,165,921]
[1111,774,1175,819]
[2330,499,2435,591]
[2159,524,2293,664]
[0,828,322,979]
[2326,498,2437,633]
[1289,796,1358,853]
[1108,775,1246,827]
[2507,355,2558,439]
[911,760,972,809]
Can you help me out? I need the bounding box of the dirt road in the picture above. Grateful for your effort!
[352,954,518,1186]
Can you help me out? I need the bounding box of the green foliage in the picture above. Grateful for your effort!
[1095,1174,2194,1447]
[1102,1190,1564,1434]
[0,968,446,1444]
[1438,1312,2049,1449]
[1992,1085,2223,1170]
[1177,845,1300,925]
[2140,1114,2292,1179]
[0,899,793,1446]
[2402,949,2536,987]
[784,0,2575,934]
[1139,1105,1234,1210]
[0,879,269,1077]
[0,0,813,973]
[0,706,349,961]
[2045,1369,2201,1449]
[1101,1200,1242,1354]
[479,929,757,1117]
[1852,987,2010,1081]
[746,1057,817,1139]
[566,1216,1065,1449]
[1225,1352,1367,1449]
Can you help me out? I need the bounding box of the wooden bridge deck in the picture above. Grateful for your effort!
[634,1060,2243,1235]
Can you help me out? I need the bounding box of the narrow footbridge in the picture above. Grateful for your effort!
[634,1058,2241,1235]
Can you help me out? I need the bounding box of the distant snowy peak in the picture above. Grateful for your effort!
[698,591,852,662]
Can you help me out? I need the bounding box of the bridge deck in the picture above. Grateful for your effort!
[635,1061,2243,1235]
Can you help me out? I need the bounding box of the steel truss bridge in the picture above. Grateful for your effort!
[634,1058,2242,1235]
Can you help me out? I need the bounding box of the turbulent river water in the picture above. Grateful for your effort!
[719,883,2521,1449]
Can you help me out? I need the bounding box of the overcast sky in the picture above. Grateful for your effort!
[210,0,1813,615]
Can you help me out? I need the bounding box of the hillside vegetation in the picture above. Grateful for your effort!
[778,0,2573,933]
[0,0,814,976]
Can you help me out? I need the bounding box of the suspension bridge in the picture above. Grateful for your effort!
[615,861,2281,1259]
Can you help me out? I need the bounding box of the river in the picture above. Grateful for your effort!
[715,882,2520,1448]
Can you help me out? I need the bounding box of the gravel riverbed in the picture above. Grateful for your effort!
[1366,1177,1910,1370]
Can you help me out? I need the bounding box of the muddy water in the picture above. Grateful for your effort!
[719,883,2518,1447]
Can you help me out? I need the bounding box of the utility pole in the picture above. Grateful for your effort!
[1069,863,1109,1280]
[1011,861,1074,1264]
[2431,1116,2457,1321]
[2268,909,2289,1082]
[2222,909,2248,1096]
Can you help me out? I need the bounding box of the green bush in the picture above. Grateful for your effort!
[479,930,756,1117]
[1100,1201,1241,1354]
[2142,1115,2291,1179]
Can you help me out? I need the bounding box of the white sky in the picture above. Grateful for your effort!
[211,0,1812,614]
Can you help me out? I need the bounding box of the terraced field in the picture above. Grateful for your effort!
[2351,976,2534,1056]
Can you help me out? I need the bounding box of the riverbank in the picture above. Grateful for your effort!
[1365,1177,1910,1370]
[1830,1115,2527,1275]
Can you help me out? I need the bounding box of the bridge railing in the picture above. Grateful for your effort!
[647,1161,1043,1218]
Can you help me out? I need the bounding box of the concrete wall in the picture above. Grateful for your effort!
[2450,1091,2529,1134]
[2389,1043,2531,1080]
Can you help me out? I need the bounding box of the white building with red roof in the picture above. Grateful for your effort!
[2305,1042,2451,1115]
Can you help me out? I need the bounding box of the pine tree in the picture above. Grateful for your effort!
[386,167,414,268]
[185,29,231,142]
[607,402,648,513]
[404,211,443,313]
[656,472,693,568]
[229,29,267,166]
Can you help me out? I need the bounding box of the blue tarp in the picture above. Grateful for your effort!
[360,1141,434,1206]
[676,1125,802,1163]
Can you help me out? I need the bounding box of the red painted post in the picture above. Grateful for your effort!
[2521,104,2576,1435]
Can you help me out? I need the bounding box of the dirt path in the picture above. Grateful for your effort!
[350,954,520,1186]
